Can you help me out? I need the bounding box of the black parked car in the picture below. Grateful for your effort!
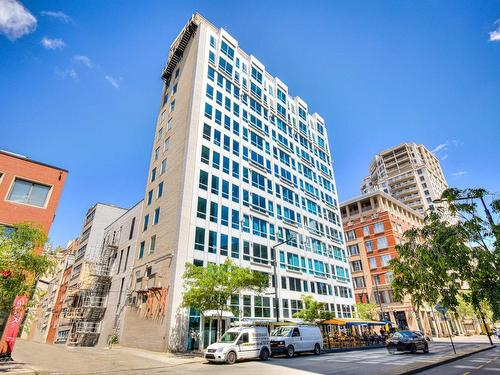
[386,331,429,354]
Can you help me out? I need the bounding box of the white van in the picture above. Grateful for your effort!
[204,325,271,364]
[270,325,323,357]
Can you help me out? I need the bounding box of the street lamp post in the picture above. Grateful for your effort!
[373,276,384,321]
[271,236,296,323]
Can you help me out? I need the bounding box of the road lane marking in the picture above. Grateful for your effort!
[453,365,479,369]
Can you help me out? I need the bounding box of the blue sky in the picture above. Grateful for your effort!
[1,0,499,248]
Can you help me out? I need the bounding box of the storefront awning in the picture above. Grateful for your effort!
[203,310,235,318]
[320,318,391,326]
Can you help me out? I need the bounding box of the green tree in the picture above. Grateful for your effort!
[354,303,379,321]
[0,223,56,311]
[390,187,499,341]
[181,259,268,340]
[293,295,333,322]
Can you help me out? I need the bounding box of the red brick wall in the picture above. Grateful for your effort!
[0,152,67,237]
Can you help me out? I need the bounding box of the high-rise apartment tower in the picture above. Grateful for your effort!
[121,13,354,352]
[360,143,448,213]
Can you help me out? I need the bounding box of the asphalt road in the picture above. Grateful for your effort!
[167,342,494,375]
[418,345,500,375]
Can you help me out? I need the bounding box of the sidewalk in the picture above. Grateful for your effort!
[7,339,204,374]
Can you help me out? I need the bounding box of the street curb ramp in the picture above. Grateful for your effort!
[397,344,497,375]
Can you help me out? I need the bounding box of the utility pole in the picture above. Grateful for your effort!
[271,236,296,323]
[373,276,384,321]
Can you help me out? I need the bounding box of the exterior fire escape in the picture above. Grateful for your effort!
[65,238,117,346]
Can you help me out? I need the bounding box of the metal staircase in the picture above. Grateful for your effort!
[66,238,118,346]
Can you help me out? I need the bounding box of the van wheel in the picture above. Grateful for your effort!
[314,343,321,355]
[286,345,295,358]
[260,347,270,361]
[410,344,417,354]
[226,351,237,364]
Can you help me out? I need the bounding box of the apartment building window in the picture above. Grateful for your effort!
[252,243,268,264]
[208,231,217,253]
[129,218,135,240]
[346,230,356,241]
[365,240,373,252]
[204,103,213,119]
[143,215,149,231]
[157,182,164,198]
[203,123,211,140]
[138,241,145,259]
[211,175,219,195]
[201,146,210,164]
[254,296,271,318]
[199,170,208,190]
[151,168,157,182]
[195,227,205,251]
[149,235,156,254]
[374,222,384,234]
[351,260,362,272]
[243,295,251,317]
[153,207,160,225]
[197,197,207,219]
[353,276,366,289]
[231,237,239,259]
[363,226,370,236]
[160,159,167,175]
[164,137,170,152]
[7,178,51,207]
[167,119,172,131]
[124,246,130,272]
[117,250,124,274]
[385,271,393,284]
[347,244,359,256]
[210,202,218,223]
[170,100,175,113]
[221,205,229,226]
[154,147,160,161]
[147,190,153,206]
[289,277,302,292]
[381,254,392,267]
[214,234,226,258]
[377,237,388,249]
[369,257,377,269]
[290,300,303,316]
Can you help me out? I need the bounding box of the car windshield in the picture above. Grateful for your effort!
[271,327,292,337]
[219,331,240,343]
[399,331,417,338]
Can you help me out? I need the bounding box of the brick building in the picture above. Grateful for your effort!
[0,149,68,356]
[340,191,447,336]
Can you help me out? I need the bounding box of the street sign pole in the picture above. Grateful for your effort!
[435,304,456,355]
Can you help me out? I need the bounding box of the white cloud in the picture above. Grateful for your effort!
[40,10,71,23]
[452,171,467,177]
[431,143,448,154]
[105,75,121,89]
[489,19,500,42]
[41,36,65,49]
[56,68,78,81]
[73,54,93,68]
[0,0,37,41]
[431,139,462,160]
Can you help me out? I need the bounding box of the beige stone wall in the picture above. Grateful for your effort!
[121,18,206,352]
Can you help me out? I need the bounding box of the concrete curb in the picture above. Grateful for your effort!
[397,344,497,375]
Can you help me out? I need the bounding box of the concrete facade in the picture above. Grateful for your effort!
[121,13,354,352]
[97,200,143,347]
[56,203,127,346]
[360,143,448,214]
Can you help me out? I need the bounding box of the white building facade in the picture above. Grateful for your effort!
[122,13,355,352]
